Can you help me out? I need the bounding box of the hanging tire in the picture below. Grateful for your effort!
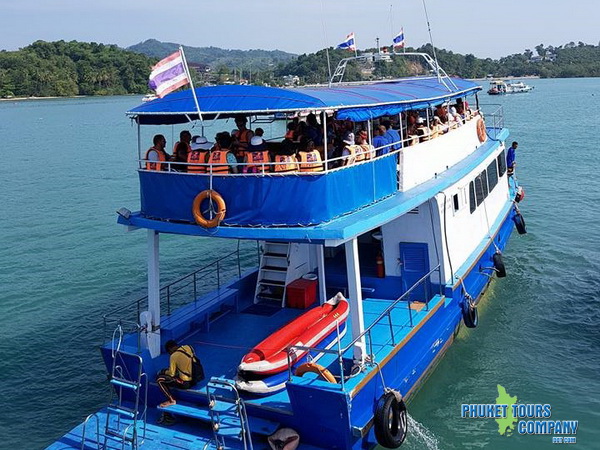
[492,253,506,278]
[374,391,408,448]
[513,212,527,235]
[463,299,478,328]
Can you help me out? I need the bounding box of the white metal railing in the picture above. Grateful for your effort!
[139,109,494,177]
[479,104,504,140]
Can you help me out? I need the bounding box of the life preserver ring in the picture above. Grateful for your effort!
[476,118,487,143]
[492,252,506,278]
[463,298,478,328]
[295,363,336,384]
[374,391,408,448]
[192,190,226,228]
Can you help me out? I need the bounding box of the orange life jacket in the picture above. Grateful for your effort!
[284,129,295,140]
[145,147,167,171]
[234,129,252,158]
[359,144,374,160]
[343,145,358,166]
[173,141,191,155]
[206,150,231,174]
[187,150,207,173]
[274,154,298,173]
[298,150,324,172]
[245,150,270,173]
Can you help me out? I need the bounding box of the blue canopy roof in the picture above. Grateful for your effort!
[128,76,481,124]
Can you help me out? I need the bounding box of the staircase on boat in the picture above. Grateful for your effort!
[254,241,314,306]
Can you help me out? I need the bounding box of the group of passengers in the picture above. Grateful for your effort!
[145,98,478,174]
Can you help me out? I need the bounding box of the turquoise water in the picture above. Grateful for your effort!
[1,79,599,449]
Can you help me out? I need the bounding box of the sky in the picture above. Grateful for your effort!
[0,0,598,59]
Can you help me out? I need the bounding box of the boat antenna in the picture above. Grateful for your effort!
[421,0,441,82]
[319,0,333,86]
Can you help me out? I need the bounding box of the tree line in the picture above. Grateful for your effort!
[0,40,155,98]
[1,40,599,98]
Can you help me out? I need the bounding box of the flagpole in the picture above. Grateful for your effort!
[354,33,358,58]
[179,45,203,122]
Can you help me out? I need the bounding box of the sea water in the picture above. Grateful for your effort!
[0,78,599,449]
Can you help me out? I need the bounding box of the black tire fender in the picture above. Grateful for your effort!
[493,252,506,278]
[374,391,408,448]
[513,212,527,235]
[463,299,478,328]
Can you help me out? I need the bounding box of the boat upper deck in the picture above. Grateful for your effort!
[119,127,509,244]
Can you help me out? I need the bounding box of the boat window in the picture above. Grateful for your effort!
[453,194,460,211]
[475,171,488,206]
[497,150,507,177]
[469,181,476,213]
[487,160,498,192]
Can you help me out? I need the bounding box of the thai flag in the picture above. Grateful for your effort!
[393,28,405,49]
[337,33,356,51]
[148,50,190,98]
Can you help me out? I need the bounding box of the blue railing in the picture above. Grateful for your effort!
[287,264,442,390]
[102,243,259,347]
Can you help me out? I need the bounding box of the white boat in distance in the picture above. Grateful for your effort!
[488,79,534,95]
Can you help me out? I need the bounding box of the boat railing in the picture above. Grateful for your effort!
[480,104,504,139]
[101,244,259,348]
[286,264,442,391]
[137,111,486,176]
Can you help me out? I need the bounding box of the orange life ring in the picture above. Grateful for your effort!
[476,118,487,143]
[192,190,226,228]
[295,362,337,384]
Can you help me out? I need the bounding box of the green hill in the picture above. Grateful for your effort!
[128,39,296,71]
[0,40,155,97]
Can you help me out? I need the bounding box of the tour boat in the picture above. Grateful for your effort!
[49,51,526,449]
[488,79,534,95]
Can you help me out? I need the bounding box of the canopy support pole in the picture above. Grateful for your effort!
[137,120,142,168]
[147,230,161,358]
[322,111,328,171]
[317,244,327,304]
[345,238,366,363]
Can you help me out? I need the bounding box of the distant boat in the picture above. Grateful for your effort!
[141,93,158,102]
[488,80,534,95]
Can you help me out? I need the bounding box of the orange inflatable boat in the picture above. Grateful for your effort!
[238,293,349,375]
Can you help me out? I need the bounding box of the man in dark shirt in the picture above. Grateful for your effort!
[506,141,518,175]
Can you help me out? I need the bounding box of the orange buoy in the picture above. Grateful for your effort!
[295,362,337,383]
[192,190,226,228]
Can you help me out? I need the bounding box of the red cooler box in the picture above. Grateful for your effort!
[286,278,317,309]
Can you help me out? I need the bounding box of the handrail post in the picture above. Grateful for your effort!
[216,260,221,289]
[368,329,374,363]
[166,285,171,316]
[193,272,197,303]
[408,299,413,327]
[287,349,293,382]
[387,311,395,345]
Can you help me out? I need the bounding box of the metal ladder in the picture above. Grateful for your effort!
[206,378,253,450]
[254,241,291,306]
[104,326,148,449]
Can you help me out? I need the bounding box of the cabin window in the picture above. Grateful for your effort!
[453,194,460,211]
[487,160,498,192]
[469,181,476,213]
[497,150,507,177]
[475,171,488,206]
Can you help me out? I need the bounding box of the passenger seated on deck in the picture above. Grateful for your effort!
[145,134,170,171]
[297,137,324,172]
[232,115,254,162]
[207,133,238,174]
[172,130,192,172]
[273,139,298,173]
[156,340,198,408]
[187,136,212,173]
[373,125,390,156]
[244,136,270,173]
[341,132,357,166]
